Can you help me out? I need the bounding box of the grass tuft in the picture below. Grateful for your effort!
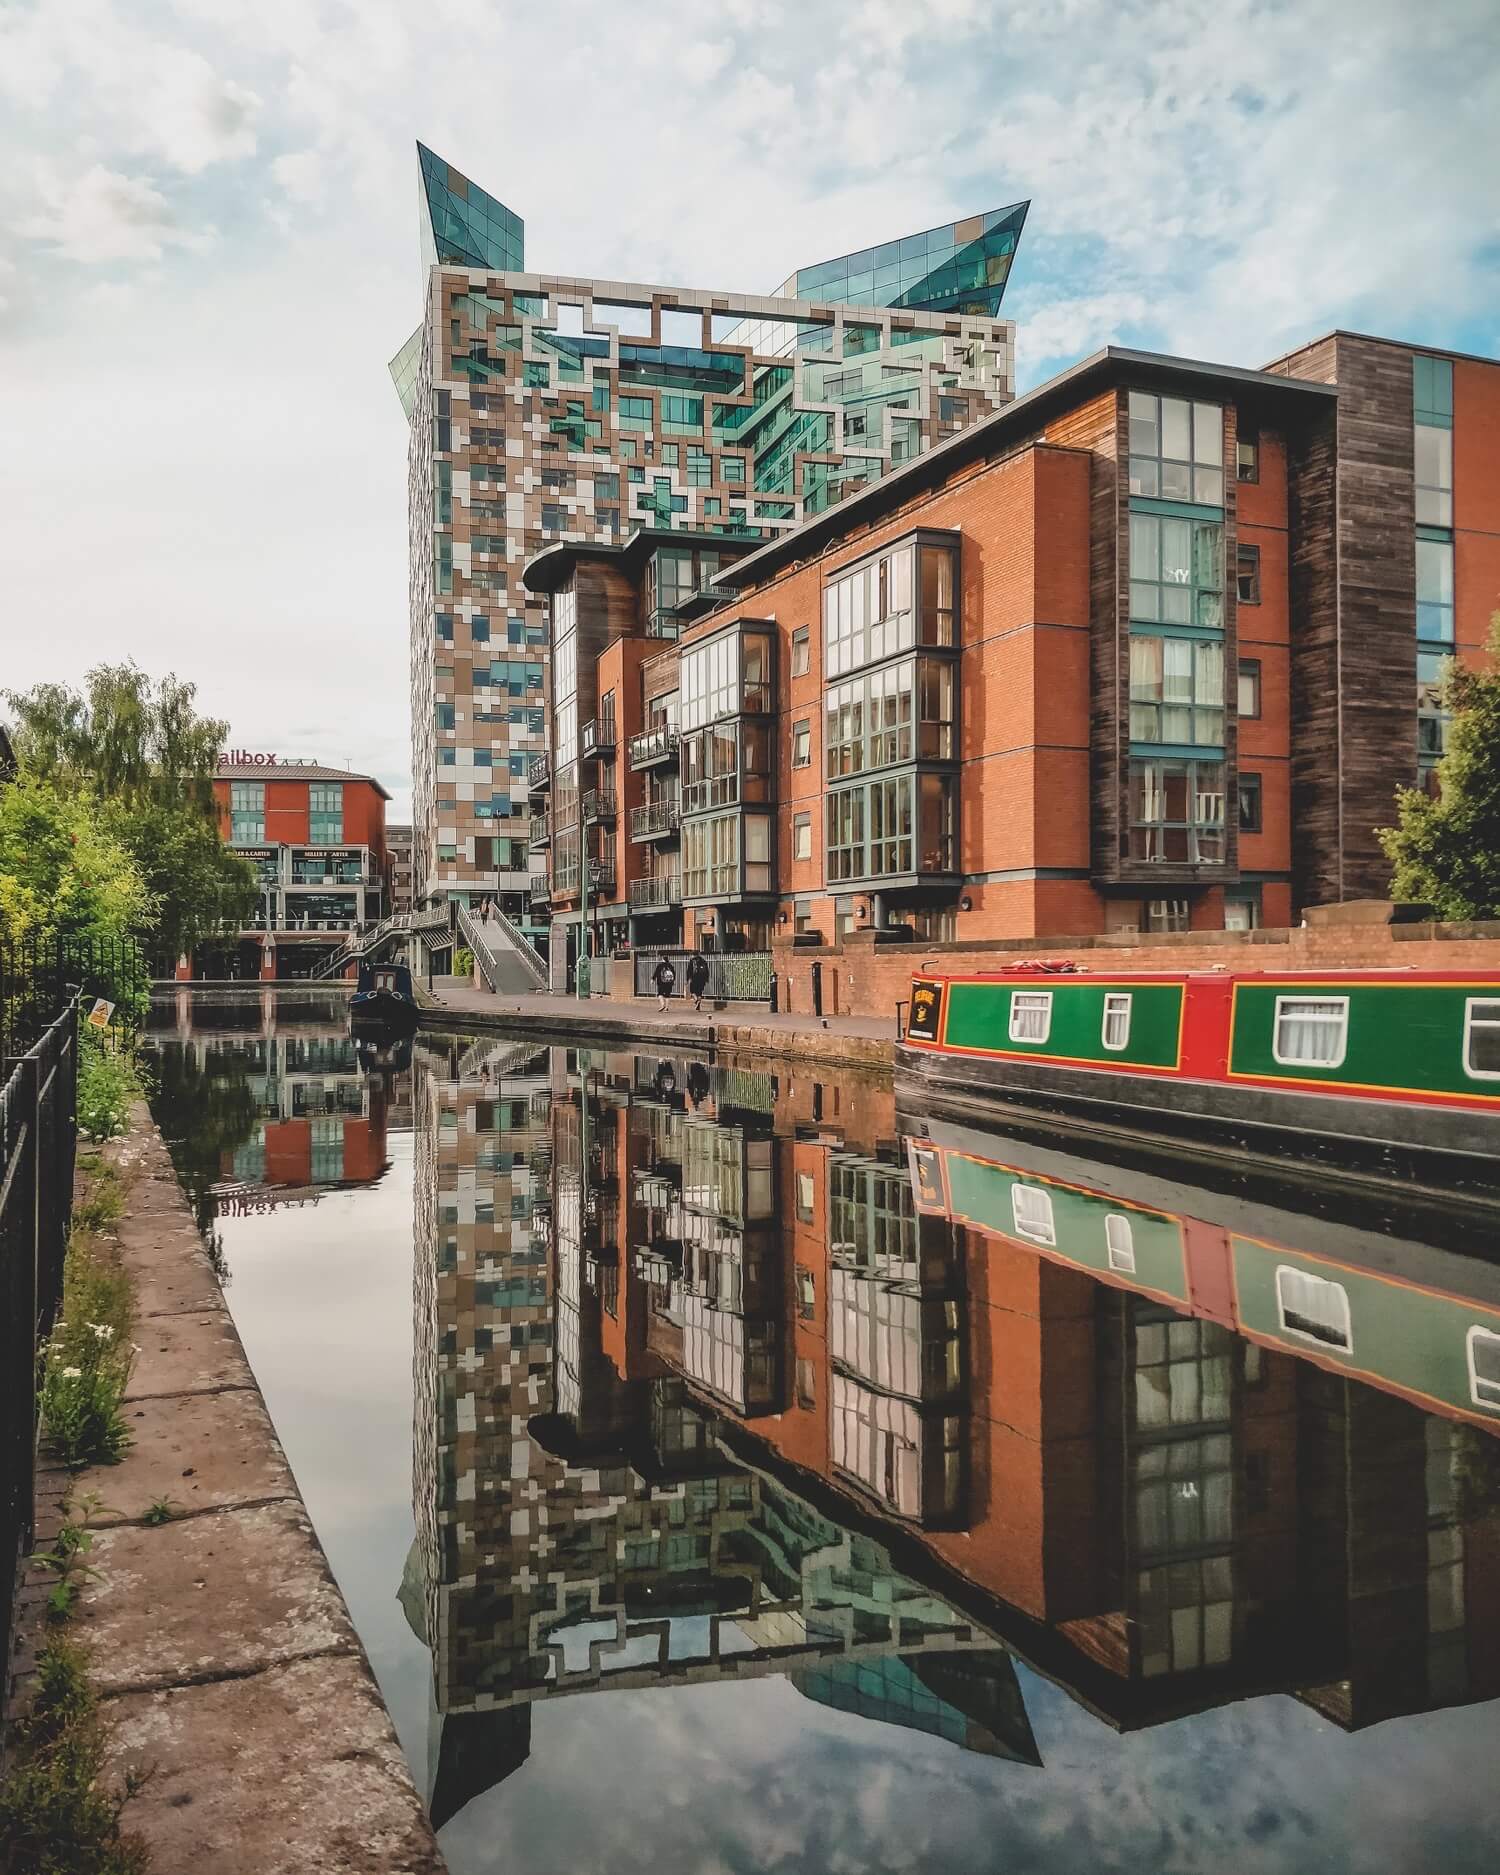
[39,1224,136,1471]
[0,1638,149,1873]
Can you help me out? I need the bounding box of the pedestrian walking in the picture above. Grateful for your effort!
[686,950,710,1012]
[652,954,677,1010]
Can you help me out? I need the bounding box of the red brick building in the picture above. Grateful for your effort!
[522,337,1500,996]
[204,758,392,978]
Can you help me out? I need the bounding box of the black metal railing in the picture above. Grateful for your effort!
[528,752,551,793]
[582,785,617,823]
[629,796,681,842]
[528,813,550,849]
[628,726,680,769]
[632,948,772,1000]
[581,711,617,760]
[628,875,683,912]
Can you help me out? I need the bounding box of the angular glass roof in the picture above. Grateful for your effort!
[783,202,1029,320]
[417,141,524,274]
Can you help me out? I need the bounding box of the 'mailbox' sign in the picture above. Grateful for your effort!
[217,752,319,767]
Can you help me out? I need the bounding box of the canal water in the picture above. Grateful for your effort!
[143,989,1500,1873]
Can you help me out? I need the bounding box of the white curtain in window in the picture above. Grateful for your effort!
[1275,999,1345,1065]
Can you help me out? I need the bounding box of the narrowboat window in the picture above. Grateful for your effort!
[1012,1184,1056,1247]
[1009,990,1052,1044]
[1105,1213,1136,1272]
[1102,992,1132,1051]
[1275,1266,1352,1352]
[1462,998,1500,1080]
[1272,995,1349,1069]
[1467,1325,1500,1410]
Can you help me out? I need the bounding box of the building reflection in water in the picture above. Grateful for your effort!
[145,989,402,1230]
[405,1039,1500,1830]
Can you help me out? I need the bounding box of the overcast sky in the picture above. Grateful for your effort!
[3,0,1497,824]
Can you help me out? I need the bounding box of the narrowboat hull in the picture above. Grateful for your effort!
[899,967,1500,1192]
[349,989,420,1033]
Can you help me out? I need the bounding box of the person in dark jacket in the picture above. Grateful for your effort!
[686,951,711,1012]
[652,954,677,1010]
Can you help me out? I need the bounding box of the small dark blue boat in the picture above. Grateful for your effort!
[350,959,419,1033]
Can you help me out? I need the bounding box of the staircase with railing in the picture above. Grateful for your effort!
[456,900,547,995]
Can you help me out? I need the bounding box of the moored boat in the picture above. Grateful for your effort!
[899,966,1500,1188]
[349,959,420,1033]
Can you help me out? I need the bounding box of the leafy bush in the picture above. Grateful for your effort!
[75,1036,140,1143]
[0,1638,149,1874]
[453,946,476,977]
[40,1227,135,1470]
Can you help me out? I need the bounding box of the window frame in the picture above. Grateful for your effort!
[792,812,812,861]
[1462,997,1500,1082]
[1274,1264,1353,1354]
[792,719,812,768]
[791,627,811,678]
[1011,1184,1056,1247]
[1104,1213,1136,1272]
[1236,541,1261,605]
[1238,657,1262,720]
[1009,990,1053,1045]
[1238,771,1263,834]
[1102,991,1132,1052]
[1236,429,1260,483]
[1271,995,1350,1071]
[1466,1323,1500,1411]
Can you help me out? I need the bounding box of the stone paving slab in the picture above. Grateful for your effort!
[124,1308,256,1402]
[100,1385,296,1525]
[79,1500,357,1695]
[104,1654,444,1875]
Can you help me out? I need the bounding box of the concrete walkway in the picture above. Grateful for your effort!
[419,984,898,1070]
[62,1107,444,1874]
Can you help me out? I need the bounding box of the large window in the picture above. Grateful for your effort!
[308,785,343,844]
[825,772,954,883]
[680,630,772,731]
[552,586,578,769]
[229,781,264,844]
[1238,658,1261,719]
[1009,992,1052,1044]
[1128,392,1224,506]
[823,539,956,678]
[681,718,772,814]
[681,810,771,899]
[1417,536,1454,683]
[1415,424,1453,528]
[1127,759,1225,863]
[825,657,954,777]
[1129,636,1224,746]
[1130,514,1224,627]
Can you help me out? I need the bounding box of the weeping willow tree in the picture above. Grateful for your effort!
[5,664,256,961]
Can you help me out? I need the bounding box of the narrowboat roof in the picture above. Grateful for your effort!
[912,967,1500,985]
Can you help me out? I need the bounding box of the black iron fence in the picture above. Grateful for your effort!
[1,934,144,1723]
[1,1005,80,1716]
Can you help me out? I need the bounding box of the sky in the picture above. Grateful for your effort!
[2,0,1498,824]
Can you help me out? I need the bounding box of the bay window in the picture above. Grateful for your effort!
[1128,758,1225,863]
[1128,392,1224,506]
[826,773,954,882]
[1130,515,1224,628]
[1129,636,1224,746]
[823,537,957,677]
[824,656,954,778]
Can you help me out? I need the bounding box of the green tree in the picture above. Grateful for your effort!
[1379,618,1500,921]
[0,779,154,949]
[5,664,255,958]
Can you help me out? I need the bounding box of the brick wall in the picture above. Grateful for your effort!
[767,918,1500,1019]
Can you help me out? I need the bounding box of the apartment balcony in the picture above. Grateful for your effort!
[580,712,617,761]
[628,726,681,770]
[628,875,682,913]
[527,751,551,796]
[529,871,552,905]
[528,813,550,850]
[628,796,681,843]
[588,858,617,898]
[582,784,617,825]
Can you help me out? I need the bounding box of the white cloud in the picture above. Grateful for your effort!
[15,163,213,265]
[136,46,260,175]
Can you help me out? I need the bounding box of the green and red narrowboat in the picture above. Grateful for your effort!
[899,967,1500,1188]
[902,1116,1500,1436]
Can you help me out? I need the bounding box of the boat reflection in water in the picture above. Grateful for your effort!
[407,1035,1500,1830]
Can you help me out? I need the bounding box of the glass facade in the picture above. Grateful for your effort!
[786,203,1029,321]
[826,772,955,883]
[1414,355,1456,777]
[1128,758,1226,863]
[230,780,264,844]
[308,784,344,844]
[417,141,524,274]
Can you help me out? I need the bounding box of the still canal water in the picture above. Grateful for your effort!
[143,989,1500,1873]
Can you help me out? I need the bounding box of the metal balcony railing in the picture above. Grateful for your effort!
[629,796,681,842]
[582,785,617,823]
[628,726,680,769]
[528,813,549,849]
[588,859,617,897]
[628,875,682,912]
[529,872,552,903]
[527,751,551,793]
[581,712,616,759]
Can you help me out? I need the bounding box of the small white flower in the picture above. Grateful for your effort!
[61,1367,82,1380]
[90,1324,114,1342]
